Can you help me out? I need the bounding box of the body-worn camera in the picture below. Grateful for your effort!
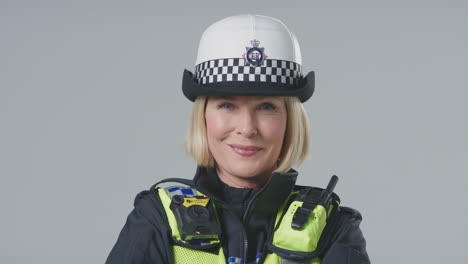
[169,194,221,241]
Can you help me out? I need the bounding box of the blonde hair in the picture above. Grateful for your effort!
[185,96,310,172]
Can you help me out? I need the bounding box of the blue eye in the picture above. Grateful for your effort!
[218,103,234,110]
[258,103,276,110]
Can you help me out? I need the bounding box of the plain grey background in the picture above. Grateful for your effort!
[1,0,467,263]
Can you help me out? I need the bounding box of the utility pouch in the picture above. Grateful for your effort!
[267,176,340,261]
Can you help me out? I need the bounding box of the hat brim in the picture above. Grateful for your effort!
[182,69,315,103]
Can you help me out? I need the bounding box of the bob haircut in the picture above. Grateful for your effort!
[185,96,310,173]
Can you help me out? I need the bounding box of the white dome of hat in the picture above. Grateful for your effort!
[195,14,302,65]
[182,14,315,103]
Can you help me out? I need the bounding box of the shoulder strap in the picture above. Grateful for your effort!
[150,178,195,191]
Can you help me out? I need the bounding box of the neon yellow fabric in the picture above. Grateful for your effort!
[263,253,321,264]
[311,257,321,264]
[262,254,280,264]
[272,201,327,252]
[173,245,225,263]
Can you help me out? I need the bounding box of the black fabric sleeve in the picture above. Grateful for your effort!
[321,207,371,264]
[105,190,173,264]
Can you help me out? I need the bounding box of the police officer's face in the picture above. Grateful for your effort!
[205,96,287,187]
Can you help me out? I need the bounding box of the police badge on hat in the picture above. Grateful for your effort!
[243,39,268,67]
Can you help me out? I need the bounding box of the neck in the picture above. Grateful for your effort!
[215,165,276,190]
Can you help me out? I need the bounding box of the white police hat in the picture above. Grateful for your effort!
[182,14,314,103]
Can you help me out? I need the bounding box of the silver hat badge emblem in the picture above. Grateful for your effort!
[243,39,267,67]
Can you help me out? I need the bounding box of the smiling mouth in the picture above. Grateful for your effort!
[228,144,262,157]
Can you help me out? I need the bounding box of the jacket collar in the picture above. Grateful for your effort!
[192,166,299,213]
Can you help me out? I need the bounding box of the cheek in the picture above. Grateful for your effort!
[260,115,287,145]
[205,110,230,140]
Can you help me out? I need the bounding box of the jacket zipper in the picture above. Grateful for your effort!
[241,183,270,262]
[206,192,253,263]
[242,227,248,263]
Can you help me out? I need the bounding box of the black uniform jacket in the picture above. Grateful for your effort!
[106,166,371,264]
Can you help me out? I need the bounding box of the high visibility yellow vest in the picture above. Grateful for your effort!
[156,185,338,264]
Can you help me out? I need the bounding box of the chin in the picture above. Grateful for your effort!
[229,162,269,178]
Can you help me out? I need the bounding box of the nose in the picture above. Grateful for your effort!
[235,110,258,138]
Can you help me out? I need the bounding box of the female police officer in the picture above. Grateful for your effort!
[106,14,370,264]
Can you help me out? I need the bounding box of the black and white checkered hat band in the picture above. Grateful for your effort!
[194,58,302,85]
